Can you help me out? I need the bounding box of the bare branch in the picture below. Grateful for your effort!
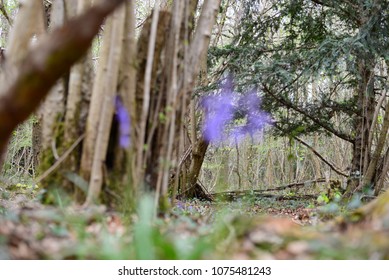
[262,83,354,143]
[294,135,348,178]
[272,123,348,177]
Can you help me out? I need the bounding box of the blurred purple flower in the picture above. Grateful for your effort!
[201,92,234,143]
[115,97,131,148]
[231,90,273,141]
[175,201,184,210]
[201,77,272,144]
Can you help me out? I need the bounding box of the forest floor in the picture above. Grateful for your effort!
[1,184,389,259]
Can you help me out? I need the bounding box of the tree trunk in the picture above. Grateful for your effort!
[85,5,126,205]
[0,0,45,169]
[362,95,389,189]
[345,57,376,197]
[344,2,382,197]
[0,0,127,178]
[80,13,114,183]
[186,139,209,196]
[5,0,45,65]
[38,0,74,196]
[111,0,138,209]
[58,0,93,200]
[176,0,221,199]
[133,9,172,191]
[65,0,93,141]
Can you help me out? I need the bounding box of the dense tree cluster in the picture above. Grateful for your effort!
[211,0,389,195]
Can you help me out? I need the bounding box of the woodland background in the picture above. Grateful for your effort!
[0,0,389,260]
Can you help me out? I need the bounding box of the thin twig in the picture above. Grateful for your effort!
[293,135,348,177]
[273,123,348,177]
[138,0,160,192]
[35,134,85,183]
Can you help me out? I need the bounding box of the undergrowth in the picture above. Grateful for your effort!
[1,117,36,186]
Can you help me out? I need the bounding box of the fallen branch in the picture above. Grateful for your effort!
[213,177,338,197]
[214,192,317,201]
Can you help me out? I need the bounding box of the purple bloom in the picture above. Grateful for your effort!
[231,90,273,141]
[201,77,272,144]
[201,77,235,143]
[176,201,184,210]
[115,97,131,148]
[201,92,234,143]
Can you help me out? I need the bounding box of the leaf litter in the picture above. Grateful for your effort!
[1,187,389,259]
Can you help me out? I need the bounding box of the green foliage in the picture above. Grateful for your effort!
[133,196,155,259]
[317,193,330,204]
[209,0,389,142]
[4,0,18,11]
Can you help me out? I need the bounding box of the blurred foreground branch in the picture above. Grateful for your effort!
[0,0,126,166]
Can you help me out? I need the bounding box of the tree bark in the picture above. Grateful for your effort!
[0,0,45,169]
[0,0,126,173]
[345,57,376,197]
[362,96,389,190]
[132,10,171,190]
[85,5,126,205]
[111,0,138,204]
[177,0,221,199]
[65,0,93,143]
[59,0,93,200]
[40,0,67,154]
[80,13,114,182]
[5,0,45,65]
